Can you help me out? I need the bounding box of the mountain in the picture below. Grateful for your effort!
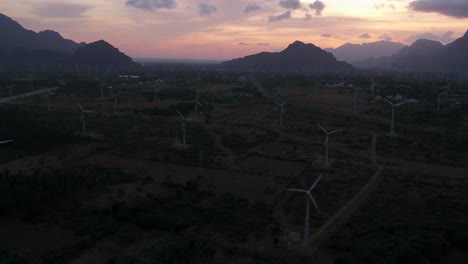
[0,13,138,71]
[325,41,405,63]
[0,13,84,53]
[221,41,353,71]
[354,30,468,72]
[74,40,134,66]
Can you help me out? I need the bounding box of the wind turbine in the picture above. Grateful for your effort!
[6,84,14,97]
[317,124,342,167]
[276,100,287,128]
[176,110,191,145]
[110,91,121,114]
[384,98,406,137]
[47,91,55,112]
[191,91,203,115]
[286,174,323,249]
[434,90,447,113]
[0,139,14,145]
[77,103,93,134]
[210,87,217,106]
[371,78,375,96]
[153,83,160,103]
[353,87,361,112]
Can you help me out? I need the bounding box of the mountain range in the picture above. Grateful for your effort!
[0,13,136,69]
[325,41,406,63]
[355,30,468,72]
[221,41,353,71]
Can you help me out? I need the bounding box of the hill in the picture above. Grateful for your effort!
[221,41,353,71]
[325,41,405,63]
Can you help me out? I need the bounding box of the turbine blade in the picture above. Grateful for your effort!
[329,129,343,134]
[308,193,321,213]
[176,110,185,120]
[317,124,327,133]
[0,139,14,144]
[309,174,323,191]
[384,98,394,106]
[77,103,84,111]
[286,188,307,193]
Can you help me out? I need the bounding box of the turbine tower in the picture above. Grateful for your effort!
[317,124,343,167]
[177,110,191,145]
[153,83,160,103]
[191,91,203,115]
[6,84,14,97]
[47,91,55,112]
[384,98,406,137]
[286,174,323,249]
[78,103,93,134]
[111,91,121,114]
[435,90,447,113]
[276,100,287,128]
[210,87,217,106]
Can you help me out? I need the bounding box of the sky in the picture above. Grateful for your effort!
[1,0,467,60]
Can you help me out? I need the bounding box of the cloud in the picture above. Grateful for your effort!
[199,3,217,16]
[359,33,372,39]
[244,4,261,13]
[321,33,332,38]
[125,0,177,11]
[33,3,92,18]
[258,43,269,46]
[409,0,468,18]
[309,0,326,15]
[278,0,302,10]
[408,31,455,43]
[238,42,249,46]
[379,33,393,41]
[268,10,292,22]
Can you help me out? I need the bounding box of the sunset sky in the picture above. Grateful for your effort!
[1,0,467,60]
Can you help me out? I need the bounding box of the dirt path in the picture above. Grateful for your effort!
[309,166,383,247]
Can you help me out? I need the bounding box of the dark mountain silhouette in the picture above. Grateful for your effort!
[0,13,84,53]
[325,41,405,63]
[221,41,353,71]
[354,30,468,72]
[74,40,133,66]
[0,13,138,71]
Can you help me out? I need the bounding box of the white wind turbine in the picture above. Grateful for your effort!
[6,84,14,97]
[210,87,217,106]
[191,91,203,115]
[177,110,191,145]
[353,87,361,112]
[318,124,343,167]
[276,100,288,128]
[371,78,375,96]
[153,83,160,103]
[434,90,447,113]
[47,91,55,112]
[78,103,94,134]
[286,174,323,249]
[384,98,406,137]
[110,91,121,114]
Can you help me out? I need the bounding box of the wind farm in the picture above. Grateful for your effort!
[0,6,467,264]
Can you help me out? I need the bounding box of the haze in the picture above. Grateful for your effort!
[1,0,467,60]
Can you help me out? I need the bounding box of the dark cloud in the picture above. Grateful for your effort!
[379,33,393,41]
[278,0,302,10]
[409,0,468,18]
[33,3,92,18]
[309,0,326,15]
[268,10,292,22]
[258,43,269,46]
[125,0,177,11]
[408,31,455,43]
[244,4,261,13]
[359,33,372,39]
[321,33,332,38]
[199,3,217,16]
[238,42,250,46]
